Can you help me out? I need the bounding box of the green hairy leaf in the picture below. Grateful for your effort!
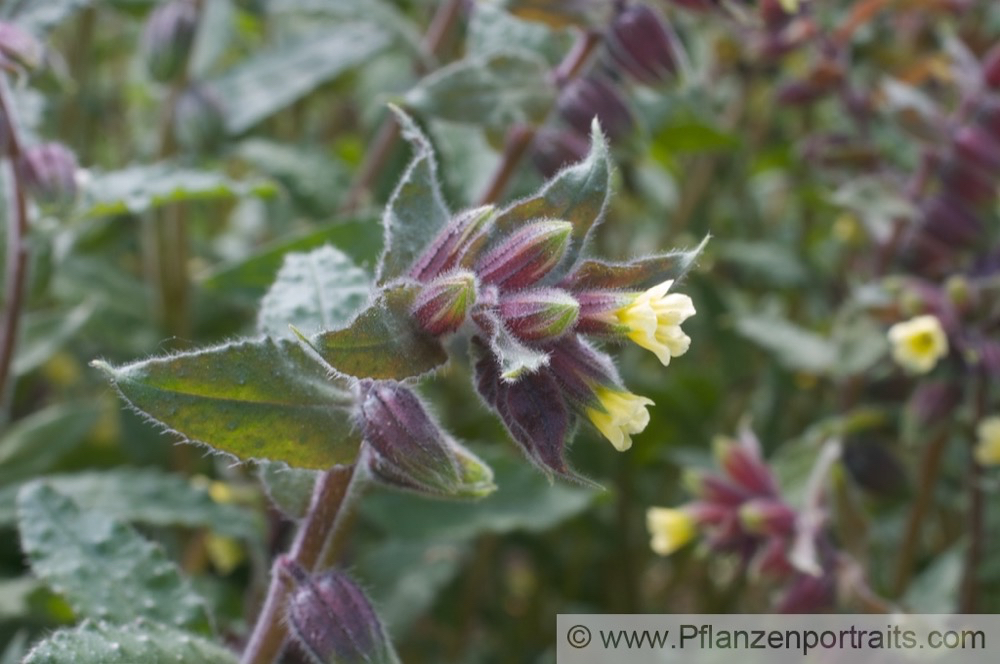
[493,121,611,274]
[305,284,448,380]
[92,338,362,470]
[0,403,99,488]
[405,51,555,129]
[0,469,261,538]
[17,483,212,632]
[78,164,275,218]
[213,25,391,134]
[24,620,237,664]
[378,106,451,283]
[258,245,371,337]
[564,236,710,290]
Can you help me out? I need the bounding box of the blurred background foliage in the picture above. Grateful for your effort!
[1,0,999,662]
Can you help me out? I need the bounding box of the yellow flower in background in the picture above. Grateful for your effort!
[974,416,1000,466]
[617,280,696,366]
[646,507,696,556]
[585,386,654,451]
[887,314,948,374]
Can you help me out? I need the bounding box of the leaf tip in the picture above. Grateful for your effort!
[89,359,114,377]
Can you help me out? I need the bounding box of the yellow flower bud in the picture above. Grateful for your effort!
[584,386,653,451]
[646,507,696,556]
[974,416,1000,466]
[617,280,696,366]
[887,315,948,374]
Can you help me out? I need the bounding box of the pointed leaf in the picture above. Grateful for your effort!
[24,620,237,664]
[212,25,391,134]
[493,121,611,273]
[405,52,555,129]
[92,338,361,470]
[306,284,448,380]
[563,236,710,290]
[377,107,451,283]
[0,469,262,538]
[17,483,212,632]
[257,246,371,337]
[0,403,99,487]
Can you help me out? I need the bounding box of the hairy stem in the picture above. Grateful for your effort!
[241,464,359,664]
[891,428,950,598]
[960,370,987,612]
[339,0,465,215]
[476,30,602,205]
[0,77,30,423]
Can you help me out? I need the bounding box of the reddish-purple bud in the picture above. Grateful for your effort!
[475,220,572,288]
[282,560,400,664]
[685,500,733,527]
[410,206,495,281]
[983,44,1000,89]
[918,194,983,248]
[683,470,752,507]
[412,271,477,336]
[360,382,495,498]
[750,536,795,580]
[531,128,589,179]
[714,436,779,497]
[952,125,1000,177]
[739,498,797,536]
[557,76,634,142]
[939,161,996,206]
[18,143,79,206]
[774,572,836,614]
[143,0,198,83]
[776,79,828,106]
[499,288,579,342]
[547,335,622,408]
[173,82,226,152]
[606,4,677,86]
[0,21,42,72]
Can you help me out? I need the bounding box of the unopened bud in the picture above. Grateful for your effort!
[557,76,633,142]
[412,271,477,336]
[952,125,1000,177]
[606,4,676,86]
[0,21,42,72]
[919,194,983,248]
[750,536,794,580]
[282,560,400,664]
[410,206,495,281]
[530,128,589,179]
[739,498,796,536]
[143,0,198,83]
[475,220,572,288]
[173,83,226,152]
[682,470,751,507]
[18,143,79,206]
[983,43,1000,89]
[361,382,494,498]
[713,436,779,497]
[499,288,579,342]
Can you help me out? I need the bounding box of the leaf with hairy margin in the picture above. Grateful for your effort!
[491,120,611,276]
[377,106,451,283]
[302,284,448,380]
[562,236,710,290]
[18,483,212,632]
[92,338,361,470]
[24,620,237,664]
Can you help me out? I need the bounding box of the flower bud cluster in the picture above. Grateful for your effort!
[282,558,400,664]
[646,429,838,612]
[902,45,1000,276]
[401,200,696,478]
[533,2,678,177]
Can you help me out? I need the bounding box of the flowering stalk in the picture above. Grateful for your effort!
[0,76,30,421]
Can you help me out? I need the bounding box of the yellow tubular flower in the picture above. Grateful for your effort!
[887,315,949,374]
[585,386,654,451]
[974,416,1000,466]
[617,280,696,366]
[646,507,696,556]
